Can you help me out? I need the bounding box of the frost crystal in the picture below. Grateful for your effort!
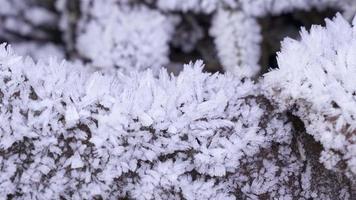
[263,14,356,179]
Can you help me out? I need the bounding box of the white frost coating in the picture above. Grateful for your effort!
[263,14,356,179]
[76,0,176,73]
[210,9,261,77]
[0,44,351,199]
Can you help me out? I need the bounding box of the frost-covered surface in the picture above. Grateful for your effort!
[75,0,176,72]
[0,1,355,199]
[0,45,351,199]
[263,14,356,180]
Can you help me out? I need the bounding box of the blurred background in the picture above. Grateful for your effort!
[0,0,353,75]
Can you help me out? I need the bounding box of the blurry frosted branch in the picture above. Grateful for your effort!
[210,9,261,77]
